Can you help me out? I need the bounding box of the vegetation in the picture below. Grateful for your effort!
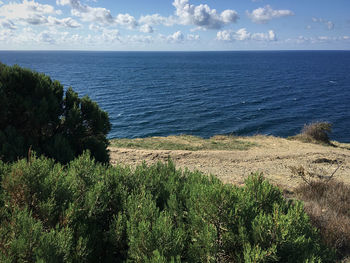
[0,63,111,163]
[295,179,350,260]
[290,122,333,145]
[0,64,344,262]
[289,161,350,261]
[110,135,256,151]
[0,152,335,262]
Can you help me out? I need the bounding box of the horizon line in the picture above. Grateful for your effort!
[1,49,350,52]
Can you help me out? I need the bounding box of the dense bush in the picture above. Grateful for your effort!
[0,63,110,163]
[300,122,332,144]
[0,153,335,262]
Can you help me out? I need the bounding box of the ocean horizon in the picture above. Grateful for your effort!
[1,50,349,142]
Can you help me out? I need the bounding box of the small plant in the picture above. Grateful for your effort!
[290,160,342,186]
[301,121,332,144]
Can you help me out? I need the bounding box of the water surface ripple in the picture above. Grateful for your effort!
[1,51,349,142]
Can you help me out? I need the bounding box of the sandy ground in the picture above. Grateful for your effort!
[109,136,350,190]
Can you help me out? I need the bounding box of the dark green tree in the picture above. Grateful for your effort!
[0,63,110,163]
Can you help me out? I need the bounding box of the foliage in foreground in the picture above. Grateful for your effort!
[0,153,334,262]
[0,63,111,163]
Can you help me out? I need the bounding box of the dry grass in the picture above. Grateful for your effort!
[110,135,350,189]
[291,121,333,145]
[295,180,350,259]
[110,135,257,151]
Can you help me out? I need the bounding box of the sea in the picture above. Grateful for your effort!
[1,50,349,142]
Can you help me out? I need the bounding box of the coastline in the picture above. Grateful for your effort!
[109,135,350,190]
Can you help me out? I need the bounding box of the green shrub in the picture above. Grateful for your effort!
[0,208,74,263]
[0,153,335,262]
[0,63,110,163]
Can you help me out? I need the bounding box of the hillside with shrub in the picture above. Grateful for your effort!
[0,153,335,262]
[1,63,349,262]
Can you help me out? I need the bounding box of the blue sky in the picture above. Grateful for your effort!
[0,0,349,50]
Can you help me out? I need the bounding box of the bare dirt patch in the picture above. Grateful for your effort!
[109,135,350,190]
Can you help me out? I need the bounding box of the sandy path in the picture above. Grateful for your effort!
[109,136,350,190]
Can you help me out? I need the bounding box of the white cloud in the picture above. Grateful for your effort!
[139,1,238,30]
[167,30,184,43]
[57,0,115,24]
[36,30,81,45]
[326,21,334,30]
[47,16,81,28]
[286,35,349,44]
[38,31,56,44]
[247,5,294,24]
[139,24,153,33]
[268,30,276,41]
[88,23,100,31]
[216,30,233,41]
[187,34,200,41]
[217,28,277,42]
[0,0,82,29]
[139,14,175,27]
[252,30,276,41]
[235,28,251,41]
[0,18,16,30]
[125,34,153,44]
[318,36,330,41]
[220,10,238,24]
[0,28,14,41]
[0,0,58,18]
[0,25,119,47]
[0,0,60,26]
[295,36,309,44]
[115,13,138,29]
[11,27,37,43]
[88,23,120,42]
[71,7,114,24]
[101,28,120,42]
[172,0,238,30]
[312,17,334,30]
[56,0,85,12]
[57,0,239,35]
[124,32,200,45]
[57,0,140,30]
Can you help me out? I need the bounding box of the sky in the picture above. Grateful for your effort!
[0,0,349,51]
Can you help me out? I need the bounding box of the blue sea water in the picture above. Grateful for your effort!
[1,50,350,142]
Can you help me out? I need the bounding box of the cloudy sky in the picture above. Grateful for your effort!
[0,0,349,50]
